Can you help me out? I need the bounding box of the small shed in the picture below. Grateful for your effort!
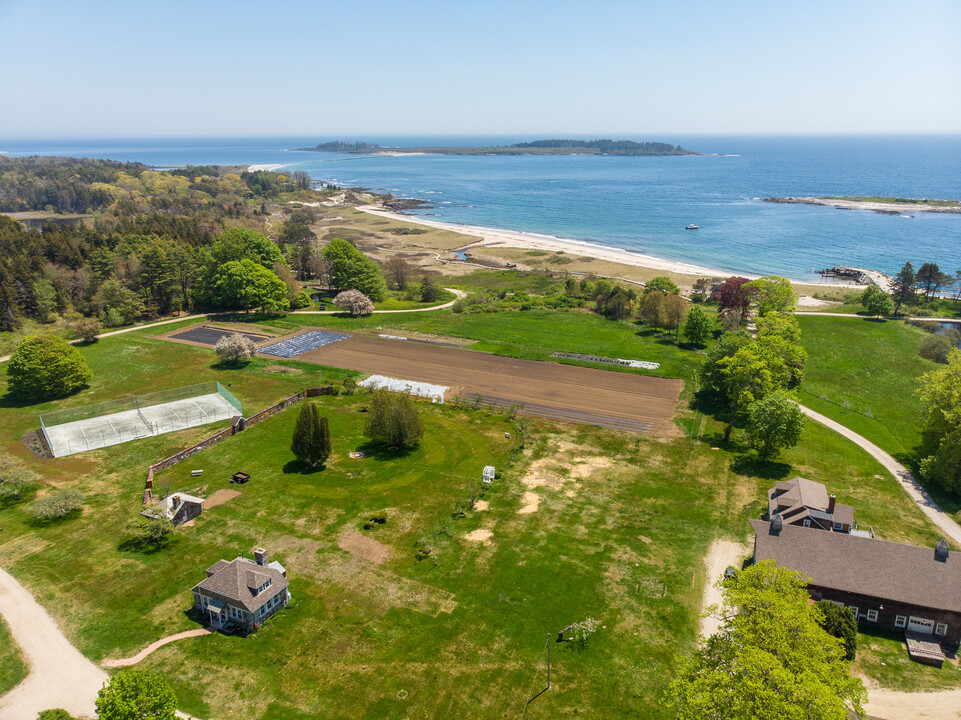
[482,466,496,484]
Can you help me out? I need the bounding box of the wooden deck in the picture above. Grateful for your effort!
[906,632,945,667]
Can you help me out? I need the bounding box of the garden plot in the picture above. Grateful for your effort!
[258,330,349,358]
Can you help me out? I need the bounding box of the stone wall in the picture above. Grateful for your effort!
[143,387,332,500]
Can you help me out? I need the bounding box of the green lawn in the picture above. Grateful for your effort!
[797,316,937,463]
[256,308,705,382]
[854,629,961,692]
[0,615,27,696]
[0,316,953,716]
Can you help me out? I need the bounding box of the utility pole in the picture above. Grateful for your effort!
[546,633,551,690]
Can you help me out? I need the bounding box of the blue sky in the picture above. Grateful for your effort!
[1,0,959,137]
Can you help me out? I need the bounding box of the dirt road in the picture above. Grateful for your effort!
[698,539,748,638]
[0,567,107,720]
[294,334,684,435]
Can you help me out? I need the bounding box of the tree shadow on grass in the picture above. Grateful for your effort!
[282,459,327,475]
[117,535,175,556]
[354,439,417,462]
[730,453,792,481]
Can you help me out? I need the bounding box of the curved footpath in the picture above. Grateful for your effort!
[798,405,961,547]
[0,290,466,363]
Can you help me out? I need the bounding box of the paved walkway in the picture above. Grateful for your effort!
[101,627,214,667]
[0,566,108,720]
[798,405,961,546]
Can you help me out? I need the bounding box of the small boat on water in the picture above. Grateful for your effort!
[685,224,698,230]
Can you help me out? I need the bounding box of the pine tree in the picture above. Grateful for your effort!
[891,261,916,315]
[291,403,331,468]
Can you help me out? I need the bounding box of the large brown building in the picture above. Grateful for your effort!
[751,519,961,646]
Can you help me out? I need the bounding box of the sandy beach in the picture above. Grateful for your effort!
[247,163,288,172]
[359,205,736,278]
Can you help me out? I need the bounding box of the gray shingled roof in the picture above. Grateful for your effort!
[193,556,288,613]
[751,519,961,613]
[767,477,854,528]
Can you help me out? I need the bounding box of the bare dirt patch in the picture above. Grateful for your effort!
[337,532,390,565]
[474,500,489,511]
[465,528,493,542]
[294,333,683,435]
[865,688,961,720]
[204,489,242,509]
[517,491,541,514]
[698,539,749,639]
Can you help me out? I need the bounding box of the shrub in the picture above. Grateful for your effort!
[419,274,440,302]
[565,618,599,650]
[214,333,256,365]
[333,289,374,316]
[919,334,953,364]
[343,378,357,396]
[7,334,93,401]
[364,389,424,449]
[71,317,103,343]
[38,711,76,720]
[31,488,83,521]
[289,290,311,310]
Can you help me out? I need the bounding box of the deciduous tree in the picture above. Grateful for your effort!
[860,284,893,317]
[214,333,257,365]
[385,256,412,290]
[7,334,93,400]
[816,600,858,661]
[682,304,712,346]
[663,294,688,340]
[322,238,388,301]
[747,390,806,460]
[746,275,797,316]
[718,277,755,315]
[718,345,776,441]
[96,669,177,720]
[333,289,374,316]
[644,276,680,295]
[918,349,961,492]
[667,562,865,720]
[213,259,289,313]
[365,389,424,449]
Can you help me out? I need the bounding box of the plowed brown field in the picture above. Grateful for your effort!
[287,334,683,435]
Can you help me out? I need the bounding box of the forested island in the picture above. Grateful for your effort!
[299,139,697,156]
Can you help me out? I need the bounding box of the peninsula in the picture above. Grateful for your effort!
[763,196,961,215]
[298,139,697,156]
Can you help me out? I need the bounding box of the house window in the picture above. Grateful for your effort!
[833,522,843,531]
[895,615,907,628]
[936,623,948,636]
[803,519,811,527]
[849,606,859,619]
[866,610,878,622]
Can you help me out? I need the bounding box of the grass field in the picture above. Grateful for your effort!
[257,308,705,382]
[0,313,956,715]
[0,615,27,697]
[797,316,936,461]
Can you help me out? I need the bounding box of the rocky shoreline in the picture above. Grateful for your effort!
[763,197,961,215]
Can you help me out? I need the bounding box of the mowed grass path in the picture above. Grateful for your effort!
[0,615,27,696]
[0,317,953,715]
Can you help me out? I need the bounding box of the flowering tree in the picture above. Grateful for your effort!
[334,289,374,316]
[214,333,257,364]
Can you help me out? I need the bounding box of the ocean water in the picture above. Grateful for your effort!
[2,135,959,282]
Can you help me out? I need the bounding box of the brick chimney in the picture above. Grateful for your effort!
[828,495,836,513]
[254,548,269,566]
